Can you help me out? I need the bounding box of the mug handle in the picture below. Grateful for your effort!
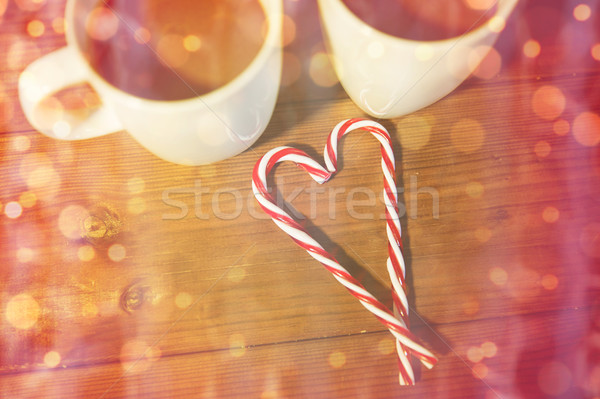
[18,46,123,140]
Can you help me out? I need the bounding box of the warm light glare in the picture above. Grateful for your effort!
[5,201,23,219]
[328,351,347,368]
[5,293,40,329]
[553,119,570,136]
[13,135,31,151]
[19,191,37,208]
[464,0,495,10]
[523,40,541,58]
[450,118,485,152]
[58,205,88,239]
[27,19,45,37]
[77,245,95,261]
[397,115,432,150]
[175,292,193,309]
[542,206,560,223]
[127,197,146,215]
[481,341,498,358]
[541,274,559,290]
[108,244,126,262]
[227,267,247,283]
[466,182,484,198]
[157,34,188,68]
[134,27,151,44]
[471,46,501,79]
[592,44,600,61]
[467,346,484,363]
[229,334,246,358]
[51,17,65,34]
[534,141,551,158]
[472,363,489,379]
[489,267,508,286]
[85,7,119,41]
[475,227,492,243]
[487,16,506,33]
[573,4,592,21]
[538,361,572,396]
[573,112,600,147]
[183,34,202,52]
[378,338,395,355]
[16,247,34,263]
[309,52,338,87]
[282,14,296,47]
[532,86,566,120]
[44,351,61,368]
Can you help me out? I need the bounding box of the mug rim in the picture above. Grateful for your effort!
[330,0,518,45]
[63,0,282,110]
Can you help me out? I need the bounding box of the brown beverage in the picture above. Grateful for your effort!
[341,0,496,41]
[75,0,266,101]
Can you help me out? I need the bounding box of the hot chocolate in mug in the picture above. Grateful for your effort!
[19,0,282,165]
[318,0,518,118]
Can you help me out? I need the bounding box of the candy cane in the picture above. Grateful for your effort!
[251,118,437,384]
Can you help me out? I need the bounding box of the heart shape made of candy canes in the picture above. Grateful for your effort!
[251,118,437,385]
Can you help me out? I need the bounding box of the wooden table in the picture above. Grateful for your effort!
[1,0,599,397]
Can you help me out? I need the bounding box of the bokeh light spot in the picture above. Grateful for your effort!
[127,177,145,194]
[19,191,37,208]
[309,52,338,87]
[470,46,501,79]
[58,205,88,239]
[475,227,492,243]
[532,86,566,120]
[489,267,508,286]
[281,51,302,87]
[538,361,572,396]
[573,112,600,147]
[43,351,61,368]
[541,274,559,290]
[52,120,71,138]
[12,135,31,151]
[462,296,480,316]
[466,182,484,198]
[108,244,126,262]
[282,14,296,47]
[481,341,498,358]
[378,338,395,355]
[592,44,600,61]
[553,119,570,136]
[86,7,119,41]
[17,247,34,263]
[227,267,247,283]
[229,334,246,358]
[26,19,45,37]
[127,197,146,215]
[328,351,346,368]
[542,206,560,223]
[134,27,151,44]
[51,17,65,34]
[573,4,591,21]
[82,302,99,317]
[77,245,95,262]
[157,34,188,68]
[450,118,485,152]
[523,39,541,58]
[579,223,600,258]
[5,201,23,219]
[120,339,154,373]
[397,115,432,150]
[183,34,201,52]
[5,293,40,329]
[175,292,193,309]
[467,346,484,363]
[534,140,551,158]
[472,363,489,379]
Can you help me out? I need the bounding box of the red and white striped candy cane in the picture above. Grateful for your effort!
[252,118,437,384]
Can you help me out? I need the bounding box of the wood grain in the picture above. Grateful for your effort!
[1,0,599,398]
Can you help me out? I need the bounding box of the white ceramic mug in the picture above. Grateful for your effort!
[317,0,518,118]
[18,0,282,165]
